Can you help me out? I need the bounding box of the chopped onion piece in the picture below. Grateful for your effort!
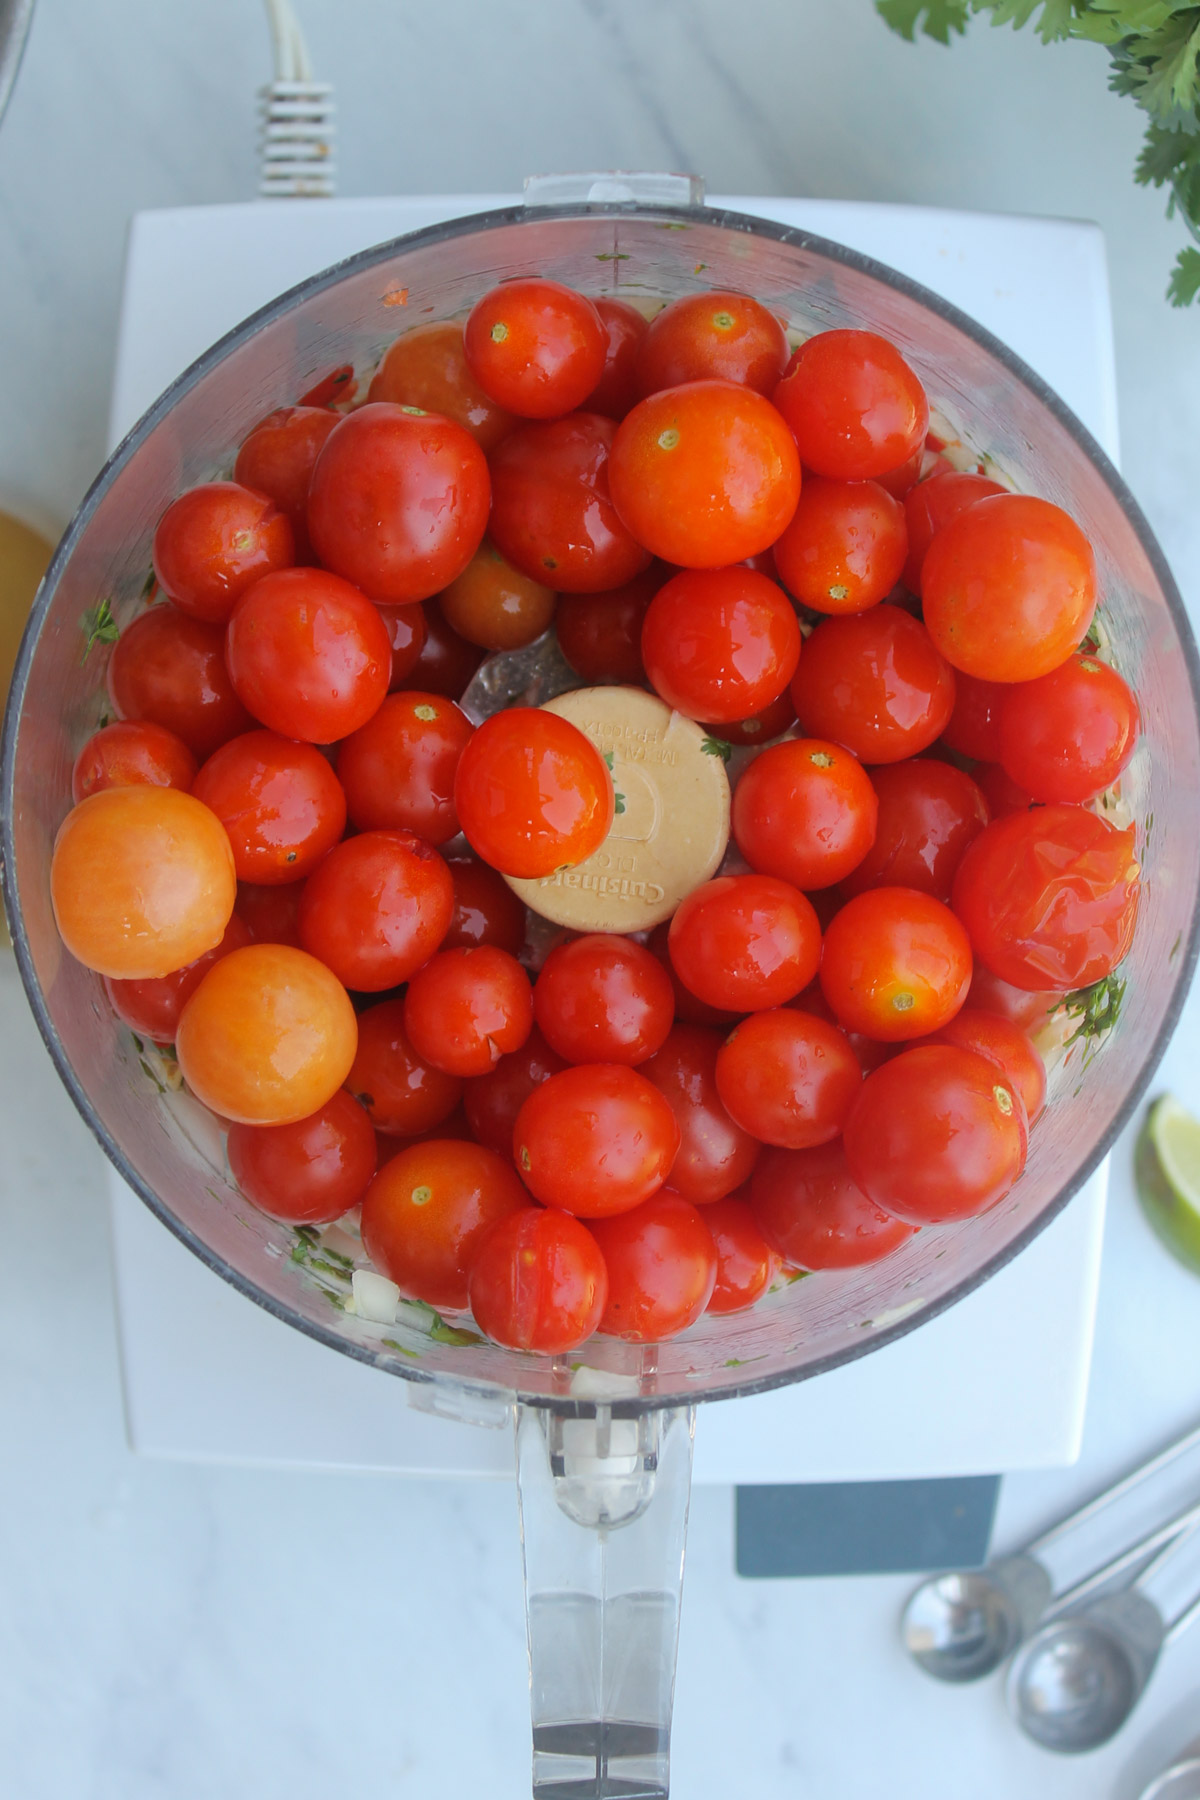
[351,1268,400,1323]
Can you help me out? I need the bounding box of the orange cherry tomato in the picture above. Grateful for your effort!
[362,1138,531,1310]
[820,887,973,1042]
[367,320,517,451]
[454,707,614,879]
[436,536,557,652]
[105,912,252,1044]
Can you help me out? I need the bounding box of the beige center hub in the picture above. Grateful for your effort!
[504,686,731,933]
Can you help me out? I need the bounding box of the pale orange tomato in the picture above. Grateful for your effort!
[51,786,236,979]
[176,943,358,1125]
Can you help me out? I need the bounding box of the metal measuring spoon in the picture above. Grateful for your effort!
[1139,1756,1200,1800]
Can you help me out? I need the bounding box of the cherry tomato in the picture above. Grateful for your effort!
[715,1008,862,1148]
[105,912,252,1045]
[361,1139,529,1309]
[299,364,356,409]
[533,933,675,1066]
[703,688,797,748]
[590,1190,717,1341]
[749,1141,915,1269]
[938,670,1007,762]
[488,412,652,593]
[462,1025,567,1155]
[902,470,1004,596]
[952,803,1140,990]
[922,494,1097,682]
[336,691,473,844]
[790,606,956,764]
[843,1044,1027,1224]
[235,879,304,949]
[997,654,1140,803]
[454,706,613,879]
[298,829,454,992]
[967,962,1064,1030]
[407,598,485,698]
[72,719,198,803]
[645,920,743,1030]
[469,1208,609,1352]
[875,445,924,500]
[838,758,989,903]
[772,329,928,481]
[641,1023,762,1205]
[176,943,358,1126]
[513,1063,680,1217]
[233,406,340,539]
[443,857,528,956]
[973,761,1034,819]
[703,1193,781,1312]
[403,947,533,1077]
[464,279,607,419]
[367,320,516,451]
[788,977,895,1076]
[668,874,821,1012]
[346,998,462,1136]
[773,477,907,614]
[609,380,801,568]
[307,402,491,602]
[583,298,649,419]
[191,729,347,884]
[731,737,878,890]
[376,601,428,690]
[641,567,801,723]
[227,1089,376,1224]
[555,564,665,684]
[436,536,556,651]
[151,481,294,625]
[820,887,972,1041]
[225,568,391,744]
[52,786,236,980]
[635,291,788,398]
[108,605,253,760]
[921,1007,1046,1124]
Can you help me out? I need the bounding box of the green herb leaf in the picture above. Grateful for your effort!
[80,598,119,662]
[381,1337,420,1358]
[875,0,971,42]
[1057,971,1128,1052]
[613,789,627,815]
[428,1318,485,1347]
[1169,245,1200,306]
[701,735,733,764]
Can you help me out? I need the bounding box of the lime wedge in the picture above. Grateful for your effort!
[1135,1094,1200,1276]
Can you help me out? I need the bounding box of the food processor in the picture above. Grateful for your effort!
[4,173,1199,1798]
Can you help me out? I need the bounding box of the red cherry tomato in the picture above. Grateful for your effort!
[299,363,356,409]
[104,912,252,1045]
[843,1044,1027,1224]
[731,737,878,890]
[715,1007,862,1148]
[703,1193,781,1313]
[108,605,253,760]
[921,1007,1046,1124]
[72,719,198,803]
[513,1063,680,1218]
[227,1089,377,1224]
[336,691,473,844]
[790,607,956,764]
[234,406,340,538]
[997,654,1140,803]
[464,279,607,419]
[225,568,391,744]
[583,298,649,419]
[938,670,1007,762]
[469,1208,609,1352]
[875,445,924,500]
[403,947,533,1077]
[773,330,929,481]
[454,706,613,879]
[973,761,1034,819]
[967,962,1064,1031]
[436,537,557,652]
[590,1190,717,1341]
[235,880,304,949]
[376,602,428,690]
[346,998,461,1136]
[635,291,789,398]
[533,934,675,1066]
[640,1023,762,1205]
[462,1025,567,1155]
[820,887,973,1042]
[703,688,797,748]
[773,477,907,615]
[788,977,895,1076]
[922,493,1097,682]
[191,730,347,884]
[361,1139,529,1309]
[641,567,802,723]
[407,598,485,699]
[298,830,454,992]
[488,412,653,594]
[443,857,528,957]
[555,564,665,684]
[152,481,294,624]
[610,381,801,569]
[667,874,821,1012]
[645,920,743,1030]
[952,803,1140,991]
[902,470,1005,596]
[838,758,989,903]
[367,320,517,451]
[307,402,491,603]
[749,1141,916,1269]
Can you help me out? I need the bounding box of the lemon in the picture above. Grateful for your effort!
[1135,1094,1200,1275]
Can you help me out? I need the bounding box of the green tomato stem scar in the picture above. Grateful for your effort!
[518,1146,531,1171]
[712,311,735,331]
[490,321,509,343]
[411,1184,433,1206]
[657,428,680,451]
[809,750,834,768]
[828,584,849,601]
[1079,658,1102,674]
[400,404,427,416]
[891,991,915,1012]
[994,1085,1014,1115]
[414,704,438,721]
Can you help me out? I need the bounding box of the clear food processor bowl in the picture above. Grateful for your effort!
[4,184,1199,1798]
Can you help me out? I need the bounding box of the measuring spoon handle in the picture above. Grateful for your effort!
[1028,1416,1200,1556]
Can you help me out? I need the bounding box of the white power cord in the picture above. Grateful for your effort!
[259,0,335,198]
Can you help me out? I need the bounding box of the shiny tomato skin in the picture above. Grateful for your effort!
[298,829,454,992]
[513,1063,681,1218]
[635,291,789,398]
[973,761,1034,819]
[225,568,391,744]
[555,564,664,684]
[609,380,802,569]
[367,320,517,451]
[72,719,198,803]
[773,477,907,615]
[788,977,895,1076]
[444,857,527,957]
[361,1138,530,1309]
[407,598,485,698]
[938,670,1007,762]
[436,536,557,652]
[533,934,675,1067]
[584,298,649,420]
[105,912,252,1045]
[336,691,472,844]
[731,736,878,890]
[967,962,1064,1030]
[453,706,613,879]
[376,602,428,690]
[469,1208,609,1352]
[715,1007,862,1149]
[641,566,801,723]
[403,946,533,1077]
[590,1189,717,1341]
[843,1044,1027,1224]
[997,654,1140,804]
[488,412,652,594]
[667,873,821,1012]
[346,998,462,1136]
[191,729,347,884]
[921,1007,1046,1124]
[234,406,340,534]
[640,1023,762,1205]
[922,493,1097,682]
[902,470,1005,596]
[108,605,253,761]
[952,803,1140,991]
[307,403,491,603]
[820,887,973,1042]
[465,279,607,419]
[839,758,989,903]
[790,606,956,764]
[875,445,924,501]
[750,1140,916,1269]
[704,1192,781,1313]
[462,1025,567,1155]
[704,688,797,748]
[227,1088,377,1224]
[773,330,928,481]
[152,481,294,625]
[645,921,743,1030]
[235,879,304,949]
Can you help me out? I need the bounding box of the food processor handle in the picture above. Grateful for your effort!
[515,1400,696,1800]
